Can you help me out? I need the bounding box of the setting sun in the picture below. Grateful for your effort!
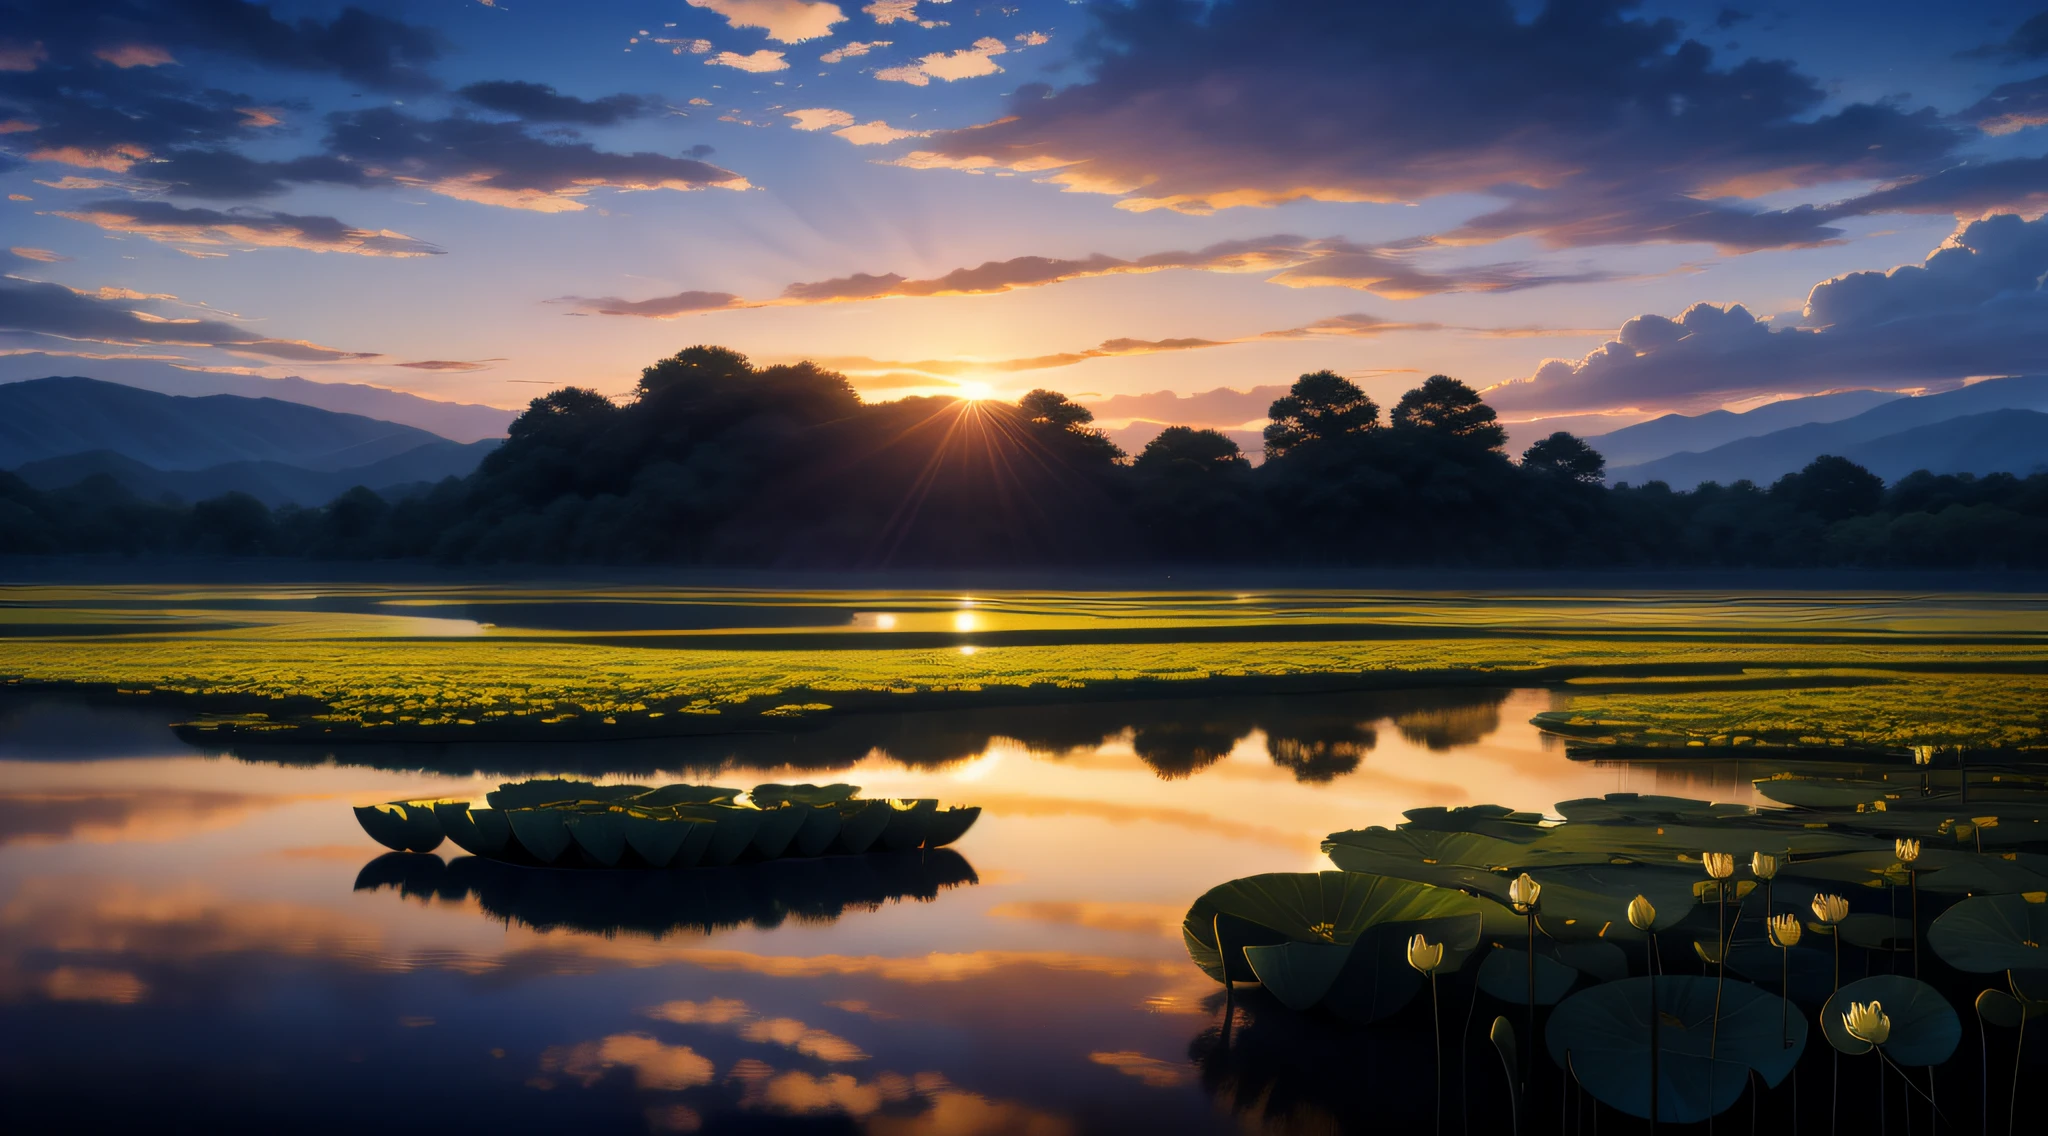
[955,381,996,402]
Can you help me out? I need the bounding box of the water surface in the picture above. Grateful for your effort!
[0,684,1782,1134]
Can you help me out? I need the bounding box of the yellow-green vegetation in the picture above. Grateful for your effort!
[2,583,2044,749]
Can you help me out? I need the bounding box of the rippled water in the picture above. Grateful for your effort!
[0,682,1799,1134]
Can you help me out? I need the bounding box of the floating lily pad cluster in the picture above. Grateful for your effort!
[354,779,979,868]
[1187,775,2048,1124]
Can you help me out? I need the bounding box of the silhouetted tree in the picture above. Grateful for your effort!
[1772,454,1885,522]
[1392,374,1507,451]
[187,491,274,555]
[1135,426,1249,473]
[1264,370,1379,458]
[1019,388,1125,464]
[1521,431,1606,483]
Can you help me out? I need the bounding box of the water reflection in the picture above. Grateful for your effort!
[0,684,1803,1134]
[355,851,979,939]
[178,687,1514,784]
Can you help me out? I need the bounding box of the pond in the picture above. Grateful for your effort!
[2,583,2044,1133]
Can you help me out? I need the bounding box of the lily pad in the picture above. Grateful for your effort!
[1928,892,2048,972]
[1820,975,1959,1065]
[751,783,860,807]
[1319,913,1484,1023]
[1244,940,1354,1011]
[925,806,981,848]
[1478,946,1579,1005]
[1181,871,1487,985]
[1545,975,1807,1123]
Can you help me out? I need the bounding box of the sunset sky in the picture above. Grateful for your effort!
[5,0,2048,438]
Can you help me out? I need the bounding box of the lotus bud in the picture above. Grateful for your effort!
[1912,745,1936,766]
[1751,851,1780,880]
[1508,872,1541,914]
[1407,933,1444,975]
[1895,838,1921,864]
[1843,1000,1891,1045]
[1973,816,2000,829]
[1702,851,1735,880]
[1627,894,1656,931]
[1768,913,1802,948]
[1812,893,1850,925]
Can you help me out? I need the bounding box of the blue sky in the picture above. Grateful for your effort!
[4,0,2047,437]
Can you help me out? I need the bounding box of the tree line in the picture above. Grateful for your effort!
[4,346,2045,568]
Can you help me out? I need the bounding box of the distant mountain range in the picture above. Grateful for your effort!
[1,376,501,506]
[1606,376,2048,486]
[12,443,498,508]
[0,354,516,442]
[1584,389,1906,468]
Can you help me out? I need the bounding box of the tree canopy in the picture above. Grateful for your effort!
[9,345,2046,569]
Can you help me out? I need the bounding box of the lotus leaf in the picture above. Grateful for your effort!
[789,806,843,857]
[833,799,893,854]
[1551,940,1628,983]
[1181,871,1487,985]
[433,802,511,858]
[877,798,938,852]
[487,780,648,810]
[1244,940,1353,1011]
[1478,946,1579,1005]
[619,813,708,867]
[1320,914,1483,1023]
[631,784,741,808]
[924,806,981,849]
[565,811,629,866]
[1820,975,1960,1065]
[1976,988,2027,1029]
[353,800,446,854]
[1553,794,1747,824]
[1544,976,1806,1123]
[1928,892,2048,972]
[1398,804,1548,841]
[1838,913,1913,952]
[750,805,809,860]
[504,807,574,863]
[680,804,764,866]
[750,783,860,807]
[1726,943,1835,1005]
[2009,968,2048,1006]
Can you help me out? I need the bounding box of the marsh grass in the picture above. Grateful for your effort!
[4,584,2046,748]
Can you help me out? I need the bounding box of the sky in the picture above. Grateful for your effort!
[4,0,2048,439]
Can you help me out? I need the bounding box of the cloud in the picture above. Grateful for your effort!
[319,108,749,210]
[93,43,175,68]
[1485,213,2048,414]
[552,289,752,317]
[778,234,1615,302]
[708,49,791,73]
[786,107,856,130]
[0,39,48,71]
[820,40,889,63]
[864,1,945,27]
[831,119,928,145]
[1962,75,2048,137]
[537,1034,714,1091]
[875,36,1003,85]
[459,80,653,125]
[393,358,500,372]
[0,276,374,360]
[50,200,443,256]
[21,1,444,91]
[1962,12,2048,61]
[687,0,846,43]
[898,0,1967,248]
[9,247,66,262]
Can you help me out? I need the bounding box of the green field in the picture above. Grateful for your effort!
[3,583,2045,751]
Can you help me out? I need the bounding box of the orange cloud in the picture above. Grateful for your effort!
[707,50,791,73]
[1088,1050,1190,1088]
[9,247,66,262]
[0,40,48,71]
[985,901,1184,939]
[93,43,177,68]
[687,0,845,43]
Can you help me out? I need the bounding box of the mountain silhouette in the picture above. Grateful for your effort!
[11,440,498,507]
[1609,376,2048,486]
[0,376,464,471]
